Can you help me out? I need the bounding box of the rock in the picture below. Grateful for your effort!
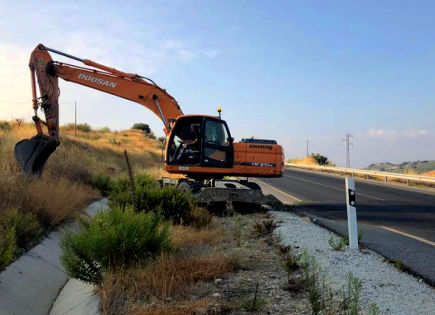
[212,293,221,298]
[214,278,222,283]
[264,194,283,209]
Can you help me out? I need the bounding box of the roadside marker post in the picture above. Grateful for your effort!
[345,177,359,249]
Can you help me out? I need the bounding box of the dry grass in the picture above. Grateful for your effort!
[101,253,236,314]
[101,253,236,311]
[252,217,278,237]
[100,222,235,315]
[0,120,161,236]
[130,298,230,315]
[288,156,319,166]
[61,127,161,155]
[422,170,435,177]
[171,224,223,249]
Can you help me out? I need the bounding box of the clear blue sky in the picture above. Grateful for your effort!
[0,0,434,168]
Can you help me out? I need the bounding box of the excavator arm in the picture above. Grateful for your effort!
[15,43,183,175]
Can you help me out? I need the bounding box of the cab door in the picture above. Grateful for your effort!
[202,118,234,168]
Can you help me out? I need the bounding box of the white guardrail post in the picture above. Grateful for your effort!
[345,177,359,249]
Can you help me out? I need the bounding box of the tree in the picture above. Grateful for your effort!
[132,123,151,134]
[311,153,329,166]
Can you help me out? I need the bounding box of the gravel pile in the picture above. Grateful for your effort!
[270,211,435,315]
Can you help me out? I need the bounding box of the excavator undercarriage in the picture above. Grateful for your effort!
[164,177,264,212]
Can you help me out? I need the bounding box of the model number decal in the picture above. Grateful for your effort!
[234,162,276,167]
[250,162,274,167]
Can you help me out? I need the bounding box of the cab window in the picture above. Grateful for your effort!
[204,120,230,147]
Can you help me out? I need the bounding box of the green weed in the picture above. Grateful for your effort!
[60,206,171,285]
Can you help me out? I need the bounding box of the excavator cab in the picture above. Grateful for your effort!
[167,115,234,168]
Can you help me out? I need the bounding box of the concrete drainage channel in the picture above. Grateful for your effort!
[0,199,107,315]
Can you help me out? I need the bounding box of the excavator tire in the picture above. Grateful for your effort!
[14,134,58,176]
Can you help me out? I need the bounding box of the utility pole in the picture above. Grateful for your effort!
[306,139,309,157]
[74,101,77,137]
[345,133,353,168]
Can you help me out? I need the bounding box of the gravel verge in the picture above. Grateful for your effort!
[270,210,435,315]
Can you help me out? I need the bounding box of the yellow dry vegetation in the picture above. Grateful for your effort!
[421,170,435,177]
[288,156,319,166]
[101,223,237,315]
[61,126,161,155]
[0,120,162,230]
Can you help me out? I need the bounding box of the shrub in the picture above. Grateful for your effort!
[368,303,380,315]
[109,174,200,225]
[311,153,330,166]
[252,218,278,237]
[297,250,332,314]
[328,235,346,251]
[97,126,111,133]
[60,206,171,285]
[64,123,92,132]
[132,123,151,134]
[233,214,243,247]
[0,209,42,248]
[188,205,213,229]
[88,175,113,196]
[108,174,156,207]
[108,138,121,145]
[0,225,16,270]
[339,272,362,315]
[0,121,11,131]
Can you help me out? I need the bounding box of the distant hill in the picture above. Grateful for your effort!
[365,160,435,175]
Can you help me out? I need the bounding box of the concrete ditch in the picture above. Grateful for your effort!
[0,199,106,315]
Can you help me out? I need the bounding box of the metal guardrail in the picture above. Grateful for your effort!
[285,163,435,186]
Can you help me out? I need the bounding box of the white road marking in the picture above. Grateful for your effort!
[284,174,385,201]
[379,226,435,247]
[255,178,303,202]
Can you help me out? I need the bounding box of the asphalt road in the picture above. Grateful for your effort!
[257,168,435,285]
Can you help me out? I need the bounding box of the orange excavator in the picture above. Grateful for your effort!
[15,44,284,208]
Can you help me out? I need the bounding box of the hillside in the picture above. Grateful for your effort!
[0,120,163,268]
[287,156,319,166]
[365,160,435,176]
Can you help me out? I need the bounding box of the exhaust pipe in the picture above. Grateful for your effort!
[14,134,59,176]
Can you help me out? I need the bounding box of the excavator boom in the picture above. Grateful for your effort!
[15,44,183,175]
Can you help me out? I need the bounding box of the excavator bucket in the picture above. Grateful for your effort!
[14,134,59,176]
